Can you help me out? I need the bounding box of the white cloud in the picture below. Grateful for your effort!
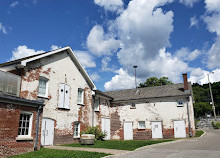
[74,51,96,68]
[179,0,199,7]
[104,68,141,91]
[205,0,220,13]
[50,45,61,51]
[10,1,19,8]
[10,45,44,61]
[190,16,199,28]
[94,0,123,13]
[102,56,115,71]
[175,47,201,61]
[90,72,100,82]
[203,1,220,69]
[189,68,220,84]
[87,25,120,57]
[0,23,7,34]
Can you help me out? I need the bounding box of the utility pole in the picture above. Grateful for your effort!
[133,65,137,88]
[208,72,217,120]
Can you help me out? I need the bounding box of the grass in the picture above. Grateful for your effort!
[63,139,173,151]
[10,148,109,158]
[195,130,204,137]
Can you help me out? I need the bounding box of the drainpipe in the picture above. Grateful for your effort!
[34,105,42,151]
[186,99,192,137]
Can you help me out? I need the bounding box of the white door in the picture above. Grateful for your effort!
[41,118,54,146]
[151,121,163,139]
[124,122,133,140]
[174,120,186,138]
[101,118,110,140]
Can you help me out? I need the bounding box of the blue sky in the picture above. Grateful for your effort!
[0,0,220,91]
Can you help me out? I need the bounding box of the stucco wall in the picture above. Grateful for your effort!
[19,51,93,144]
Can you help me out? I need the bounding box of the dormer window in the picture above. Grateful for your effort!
[177,100,184,107]
[131,102,136,108]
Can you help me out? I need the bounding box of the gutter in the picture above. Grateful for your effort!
[34,105,42,151]
[186,99,192,137]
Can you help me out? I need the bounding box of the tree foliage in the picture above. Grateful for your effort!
[139,77,173,88]
[192,82,220,118]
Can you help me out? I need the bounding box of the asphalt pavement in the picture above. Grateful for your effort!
[112,129,220,158]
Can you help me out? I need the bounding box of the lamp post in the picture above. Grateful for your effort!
[207,72,216,120]
[133,65,138,88]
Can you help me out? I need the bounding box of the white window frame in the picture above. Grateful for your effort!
[131,102,136,108]
[94,98,100,112]
[17,111,33,139]
[38,77,49,98]
[77,88,84,105]
[138,121,146,129]
[177,100,184,107]
[74,122,80,138]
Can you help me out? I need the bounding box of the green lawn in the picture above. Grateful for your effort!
[63,140,173,151]
[195,130,204,137]
[11,148,109,158]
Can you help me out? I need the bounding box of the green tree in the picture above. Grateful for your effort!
[139,77,173,88]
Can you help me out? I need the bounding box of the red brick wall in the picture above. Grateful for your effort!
[0,103,42,157]
[163,128,174,139]
[133,129,152,140]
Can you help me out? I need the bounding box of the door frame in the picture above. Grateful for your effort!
[41,118,55,146]
[123,121,133,140]
[151,121,163,139]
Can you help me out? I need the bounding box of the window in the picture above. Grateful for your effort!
[138,121,146,129]
[38,77,48,97]
[17,111,33,138]
[94,98,100,111]
[74,122,80,138]
[77,88,84,104]
[177,100,184,107]
[58,83,70,109]
[131,102,136,108]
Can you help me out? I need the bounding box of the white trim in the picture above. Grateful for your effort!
[17,111,33,139]
[20,46,96,90]
[138,121,146,129]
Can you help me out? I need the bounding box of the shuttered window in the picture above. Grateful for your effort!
[58,83,70,109]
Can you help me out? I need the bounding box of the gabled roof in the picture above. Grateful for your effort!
[0,46,96,90]
[103,83,192,102]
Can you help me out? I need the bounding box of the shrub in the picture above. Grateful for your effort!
[81,126,106,140]
[212,121,220,129]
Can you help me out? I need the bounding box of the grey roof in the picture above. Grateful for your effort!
[103,83,192,102]
[0,93,44,107]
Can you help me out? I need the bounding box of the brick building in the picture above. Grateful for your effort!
[0,71,44,157]
[0,46,195,155]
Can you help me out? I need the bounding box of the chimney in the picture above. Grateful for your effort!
[182,73,188,90]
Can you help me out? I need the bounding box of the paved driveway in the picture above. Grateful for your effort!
[113,130,220,158]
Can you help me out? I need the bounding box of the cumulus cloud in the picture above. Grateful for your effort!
[189,68,220,84]
[179,0,199,7]
[74,51,96,68]
[190,16,199,28]
[104,68,141,91]
[94,0,123,13]
[50,45,61,51]
[0,23,7,34]
[203,0,220,69]
[175,47,201,61]
[10,1,19,8]
[90,72,100,82]
[102,56,115,71]
[87,25,120,57]
[10,45,44,61]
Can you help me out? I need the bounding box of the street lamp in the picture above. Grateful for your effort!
[133,65,138,88]
[207,72,216,120]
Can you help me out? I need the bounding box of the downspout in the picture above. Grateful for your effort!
[34,105,42,151]
[186,98,192,137]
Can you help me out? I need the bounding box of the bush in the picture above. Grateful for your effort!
[81,126,106,140]
[212,121,220,129]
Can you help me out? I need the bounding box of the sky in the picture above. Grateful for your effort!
[0,0,220,91]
